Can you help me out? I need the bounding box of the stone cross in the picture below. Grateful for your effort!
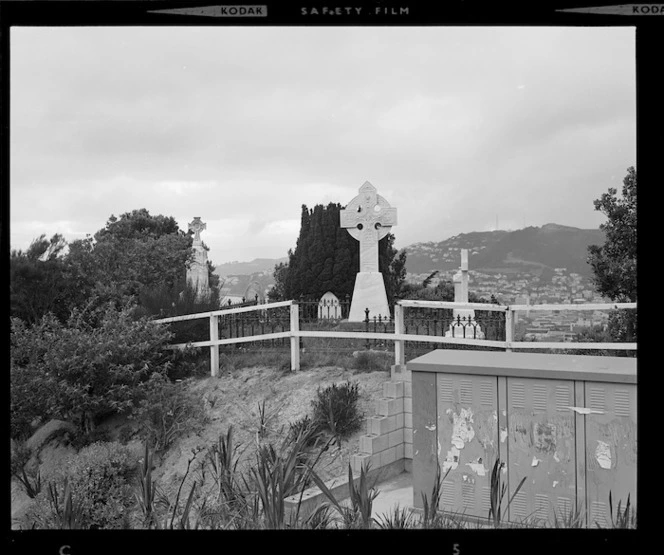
[447,248,484,339]
[189,217,206,244]
[453,249,469,303]
[340,181,397,272]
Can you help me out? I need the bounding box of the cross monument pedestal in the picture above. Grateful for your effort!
[340,181,397,322]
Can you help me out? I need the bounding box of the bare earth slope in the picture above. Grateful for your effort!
[154,365,388,493]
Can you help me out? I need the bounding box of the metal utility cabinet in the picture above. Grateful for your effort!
[407,349,636,526]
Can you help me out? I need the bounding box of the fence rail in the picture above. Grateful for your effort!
[152,300,637,375]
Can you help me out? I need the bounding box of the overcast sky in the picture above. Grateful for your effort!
[10,26,635,265]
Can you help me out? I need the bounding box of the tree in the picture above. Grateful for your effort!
[65,209,195,304]
[10,234,87,324]
[270,202,406,304]
[587,166,637,341]
[587,167,637,302]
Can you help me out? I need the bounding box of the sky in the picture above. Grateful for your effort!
[10,26,635,265]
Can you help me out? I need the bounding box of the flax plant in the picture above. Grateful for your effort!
[375,505,415,529]
[421,465,451,528]
[551,502,585,529]
[47,479,83,530]
[161,448,203,529]
[249,424,330,529]
[607,491,636,529]
[308,463,380,529]
[488,459,526,527]
[135,442,159,528]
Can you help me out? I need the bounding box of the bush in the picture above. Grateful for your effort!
[311,381,364,439]
[288,415,323,447]
[131,373,206,453]
[10,301,177,437]
[28,441,136,529]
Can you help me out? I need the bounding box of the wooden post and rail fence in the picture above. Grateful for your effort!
[153,300,637,377]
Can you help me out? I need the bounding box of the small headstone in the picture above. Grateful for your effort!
[340,181,397,321]
[318,291,341,319]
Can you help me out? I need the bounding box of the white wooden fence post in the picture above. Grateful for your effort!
[505,307,514,352]
[210,314,220,377]
[394,302,405,369]
[290,302,300,371]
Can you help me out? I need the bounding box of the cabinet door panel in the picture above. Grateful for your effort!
[506,378,576,524]
[436,373,498,519]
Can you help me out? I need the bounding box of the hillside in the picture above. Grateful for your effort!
[11,364,390,529]
[214,257,288,277]
[404,224,604,277]
[211,224,605,291]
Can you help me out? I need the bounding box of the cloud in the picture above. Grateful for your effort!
[9,26,635,263]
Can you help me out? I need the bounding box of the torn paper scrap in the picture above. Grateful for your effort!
[500,429,508,443]
[451,408,475,450]
[567,406,604,415]
[466,462,487,476]
[532,456,541,467]
[553,452,560,463]
[595,440,612,469]
[441,446,460,473]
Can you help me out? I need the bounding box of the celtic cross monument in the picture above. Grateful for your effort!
[187,217,210,300]
[340,181,397,321]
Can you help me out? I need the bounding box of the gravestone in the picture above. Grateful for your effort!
[445,249,484,338]
[318,291,341,319]
[187,217,210,300]
[340,181,397,321]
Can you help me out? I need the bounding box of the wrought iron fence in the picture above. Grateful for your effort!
[296,295,352,322]
[154,299,637,375]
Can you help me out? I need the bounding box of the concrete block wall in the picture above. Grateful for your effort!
[351,365,413,475]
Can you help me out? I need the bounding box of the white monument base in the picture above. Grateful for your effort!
[445,310,485,339]
[348,272,390,322]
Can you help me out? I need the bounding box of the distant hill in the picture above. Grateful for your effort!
[213,257,288,277]
[404,224,605,278]
[211,224,605,290]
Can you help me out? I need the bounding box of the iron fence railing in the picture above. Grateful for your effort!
[153,300,637,375]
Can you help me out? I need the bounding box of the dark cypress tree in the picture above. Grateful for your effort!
[271,202,406,303]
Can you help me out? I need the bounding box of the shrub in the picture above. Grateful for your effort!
[28,441,136,529]
[10,301,177,436]
[131,373,206,453]
[311,381,363,439]
[288,415,322,447]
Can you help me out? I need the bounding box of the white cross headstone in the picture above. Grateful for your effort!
[446,248,484,339]
[340,181,397,321]
[318,291,341,319]
[187,216,210,300]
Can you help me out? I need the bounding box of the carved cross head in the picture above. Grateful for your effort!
[189,217,206,243]
[340,181,397,242]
